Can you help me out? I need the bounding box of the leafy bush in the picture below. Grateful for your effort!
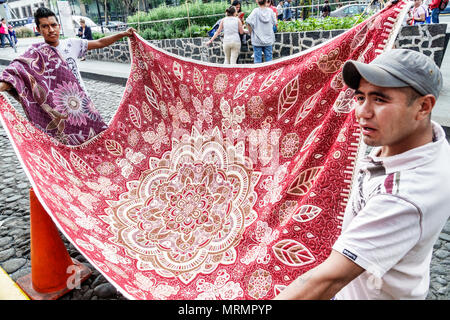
[277,14,371,32]
[15,27,34,38]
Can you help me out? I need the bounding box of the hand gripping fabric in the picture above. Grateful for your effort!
[0,2,411,300]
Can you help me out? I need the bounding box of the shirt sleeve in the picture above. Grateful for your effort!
[70,38,89,59]
[332,194,422,277]
[246,10,256,28]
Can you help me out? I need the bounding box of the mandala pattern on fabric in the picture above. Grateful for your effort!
[105,127,261,284]
[53,81,101,126]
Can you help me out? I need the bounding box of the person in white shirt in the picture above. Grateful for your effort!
[0,7,136,145]
[0,7,134,97]
[206,6,246,64]
[276,1,284,20]
[274,49,450,300]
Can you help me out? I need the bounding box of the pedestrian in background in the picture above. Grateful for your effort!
[246,0,277,63]
[283,0,293,21]
[8,25,17,45]
[428,0,444,23]
[77,18,93,40]
[0,18,15,50]
[267,0,278,32]
[232,0,245,24]
[231,0,248,64]
[321,0,331,17]
[207,6,245,64]
[406,0,430,25]
[77,18,93,61]
[276,0,284,20]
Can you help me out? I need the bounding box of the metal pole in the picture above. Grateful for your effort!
[95,0,104,33]
[186,0,192,38]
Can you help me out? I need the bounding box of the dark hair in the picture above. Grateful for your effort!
[226,5,236,16]
[258,0,266,5]
[231,0,242,12]
[34,7,58,28]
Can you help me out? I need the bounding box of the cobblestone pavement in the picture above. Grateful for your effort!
[0,70,448,300]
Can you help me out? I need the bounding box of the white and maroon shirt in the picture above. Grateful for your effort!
[333,121,450,299]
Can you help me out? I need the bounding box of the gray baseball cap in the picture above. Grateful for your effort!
[342,49,443,98]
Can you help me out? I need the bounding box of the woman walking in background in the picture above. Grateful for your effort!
[0,18,15,51]
[246,0,277,63]
[206,6,245,64]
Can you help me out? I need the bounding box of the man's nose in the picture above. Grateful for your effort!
[355,100,373,119]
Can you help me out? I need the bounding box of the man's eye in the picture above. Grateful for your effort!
[354,96,364,103]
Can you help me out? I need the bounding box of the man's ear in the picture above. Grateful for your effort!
[416,94,435,121]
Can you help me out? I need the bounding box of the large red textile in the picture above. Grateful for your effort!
[0,2,410,300]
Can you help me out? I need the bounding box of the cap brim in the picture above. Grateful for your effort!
[342,60,409,90]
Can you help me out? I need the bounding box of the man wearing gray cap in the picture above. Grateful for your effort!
[275,49,450,300]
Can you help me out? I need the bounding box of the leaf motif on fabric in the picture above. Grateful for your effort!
[128,104,142,128]
[145,85,159,110]
[278,75,299,120]
[292,205,323,223]
[233,72,256,100]
[287,166,323,196]
[272,239,315,267]
[159,66,174,97]
[300,124,322,152]
[142,102,152,121]
[172,61,184,81]
[105,139,124,157]
[51,147,73,173]
[179,84,191,103]
[70,151,96,176]
[351,23,369,50]
[259,68,283,92]
[150,71,162,95]
[295,90,321,125]
[316,48,343,74]
[193,67,204,93]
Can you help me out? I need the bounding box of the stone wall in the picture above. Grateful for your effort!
[86,24,448,67]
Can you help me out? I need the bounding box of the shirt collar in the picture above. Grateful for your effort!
[360,121,447,174]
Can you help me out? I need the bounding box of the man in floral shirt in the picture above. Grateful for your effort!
[0,7,134,145]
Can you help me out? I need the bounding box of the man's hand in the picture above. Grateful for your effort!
[88,27,136,51]
[122,27,136,38]
[0,81,12,92]
[273,250,364,300]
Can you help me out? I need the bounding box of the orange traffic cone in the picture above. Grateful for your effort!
[16,188,91,300]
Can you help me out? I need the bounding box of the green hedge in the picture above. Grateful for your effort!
[277,14,371,32]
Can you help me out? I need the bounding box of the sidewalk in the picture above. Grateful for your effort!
[0,35,449,128]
